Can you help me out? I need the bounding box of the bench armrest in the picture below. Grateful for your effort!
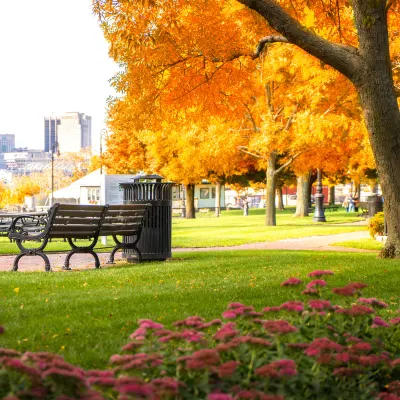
[8,216,48,241]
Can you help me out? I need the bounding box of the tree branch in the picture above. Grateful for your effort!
[274,152,302,175]
[253,35,289,59]
[237,146,266,159]
[236,0,362,85]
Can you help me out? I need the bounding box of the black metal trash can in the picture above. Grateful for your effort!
[121,174,174,261]
[368,195,383,217]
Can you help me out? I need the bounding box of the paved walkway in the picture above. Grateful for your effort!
[0,229,374,272]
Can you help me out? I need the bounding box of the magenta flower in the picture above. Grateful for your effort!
[306,280,327,289]
[357,298,388,308]
[263,320,297,334]
[213,323,239,341]
[308,300,332,310]
[186,349,220,369]
[280,301,304,312]
[336,305,374,317]
[332,285,357,296]
[350,342,372,353]
[281,277,303,286]
[173,316,205,328]
[333,367,363,377]
[308,270,334,277]
[390,317,400,325]
[151,377,182,396]
[138,319,164,329]
[215,360,240,378]
[359,354,384,366]
[181,329,204,342]
[228,302,247,309]
[263,306,281,312]
[336,352,351,363]
[222,310,238,319]
[255,359,297,378]
[371,317,390,328]
[305,338,343,357]
[129,327,147,340]
[208,393,233,400]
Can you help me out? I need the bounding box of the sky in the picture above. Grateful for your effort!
[0,0,118,153]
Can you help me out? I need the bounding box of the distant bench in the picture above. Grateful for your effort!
[323,204,339,212]
[8,203,151,272]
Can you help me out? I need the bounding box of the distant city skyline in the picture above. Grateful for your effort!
[0,0,118,153]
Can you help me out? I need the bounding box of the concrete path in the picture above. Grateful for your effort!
[0,229,374,272]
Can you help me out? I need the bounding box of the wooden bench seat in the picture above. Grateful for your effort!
[8,203,150,272]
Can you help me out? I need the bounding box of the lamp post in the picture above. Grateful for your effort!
[99,129,108,175]
[313,168,326,222]
[51,142,60,206]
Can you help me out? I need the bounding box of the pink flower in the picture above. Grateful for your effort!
[255,359,297,378]
[281,277,302,286]
[222,311,238,319]
[308,270,334,277]
[138,319,164,329]
[305,338,343,357]
[332,285,357,296]
[181,329,204,342]
[263,320,297,334]
[335,305,374,317]
[129,327,147,340]
[280,301,304,312]
[306,280,327,289]
[228,302,247,309]
[0,348,21,357]
[263,306,281,312]
[390,317,400,325]
[333,367,363,377]
[186,349,220,369]
[151,377,182,396]
[308,300,332,310]
[208,394,233,400]
[173,316,205,328]
[213,323,239,341]
[358,354,384,366]
[357,298,388,308]
[350,342,372,353]
[349,282,368,290]
[215,360,240,378]
[336,352,351,363]
[371,316,390,328]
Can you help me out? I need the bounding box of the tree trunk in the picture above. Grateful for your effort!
[351,2,400,257]
[294,174,309,217]
[215,181,221,217]
[265,153,277,226]
[276,186,284,210]
[236,0,400,256]
[329,186,335,205]
[307,171,317,207]
[185,183,196,219]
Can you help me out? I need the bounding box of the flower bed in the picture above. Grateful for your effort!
[1,270,400,399]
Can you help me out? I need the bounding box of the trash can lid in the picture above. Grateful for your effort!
[131,174,164,182]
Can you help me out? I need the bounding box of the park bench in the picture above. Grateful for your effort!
[8,203,151,272]
[323,204,339,212]
[1,213,48,241]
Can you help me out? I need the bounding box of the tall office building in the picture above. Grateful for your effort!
[0,134,16,153]
[44,112,92,153]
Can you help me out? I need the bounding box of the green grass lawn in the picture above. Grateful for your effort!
[0,208,365,254]
[331,238,384,251]
[1,250,399,369]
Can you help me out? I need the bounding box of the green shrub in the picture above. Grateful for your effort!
[368,212,385,238]
[1,271,400,399]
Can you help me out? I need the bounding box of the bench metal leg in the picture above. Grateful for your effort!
[12,252,51,272]
[107,245,142,264]
[63,248,101,270]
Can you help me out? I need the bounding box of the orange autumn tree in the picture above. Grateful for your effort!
[94,0,400,255]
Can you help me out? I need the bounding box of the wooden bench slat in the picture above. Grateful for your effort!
[57,204,105,211]
[50,225,99,233]
[105,210,147,217]
[54,217,101,225]
[56,210,104,218]
[107,205,150,210]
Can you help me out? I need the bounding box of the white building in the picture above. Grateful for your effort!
[44,112,92,153]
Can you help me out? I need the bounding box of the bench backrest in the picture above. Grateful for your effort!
[48,204,106,239]
[99,204,150,237]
